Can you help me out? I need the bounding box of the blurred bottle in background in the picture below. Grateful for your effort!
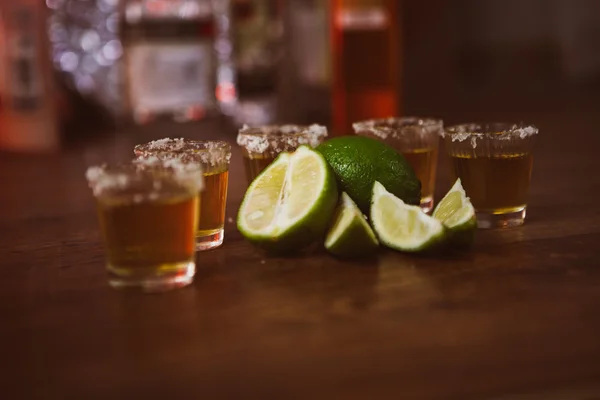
[232,0,283,126]
[283,0,331,125]
[0,0,60,152]
[42,0,404,138]
[212,0,237,117]
[119,0,219,125]
[331,0,401,136]
[555,0,600,85]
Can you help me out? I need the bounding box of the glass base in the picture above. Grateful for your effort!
[420,196,434,214]
[196,228,224,251]
[108,261,195,293]
[476,207,526,229]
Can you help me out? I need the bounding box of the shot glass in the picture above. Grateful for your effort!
[353,117,442,213]
[86,160,203,292]
[134,139,232,250]
[237,124,328,183]
[442,122,538,228]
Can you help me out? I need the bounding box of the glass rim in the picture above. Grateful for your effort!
[86,159,204,197]
[236,124,328,153]
[354,116,443,129]
[134,138,232,167]
[134,138,231,154]
[353,117,443,140]
[444,122,538,140]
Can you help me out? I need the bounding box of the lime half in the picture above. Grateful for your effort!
[324,192,378,257]
[237,146,338,252]
[370,181,445,253]
[433,178,477,246]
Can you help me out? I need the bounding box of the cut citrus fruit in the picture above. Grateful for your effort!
[433,178,477,246]
[324,192,378,257]
[370,181,445,252]
[237,146,338,252]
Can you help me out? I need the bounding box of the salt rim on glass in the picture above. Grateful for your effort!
[236,124,328,154]
[353,117,443,140]
[86,158,204,200]
[134,138,232,167]
[443,122,538,149]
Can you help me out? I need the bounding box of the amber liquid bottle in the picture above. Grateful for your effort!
[331,0,401,136]
[0,0,59,152]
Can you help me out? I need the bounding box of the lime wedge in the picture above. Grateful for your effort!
[237,146,338,252]
[433,178,477,246]
[324,192,378,257]
[370,181,445,252]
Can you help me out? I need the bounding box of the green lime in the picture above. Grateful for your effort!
[237,146,338,252]
[317,136,421,214]
[370,181,445,253]
[324,192,378,258]
[433,178,477,246]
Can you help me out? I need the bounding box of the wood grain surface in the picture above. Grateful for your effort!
[1,106,600,400]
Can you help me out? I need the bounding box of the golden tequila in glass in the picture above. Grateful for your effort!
[444,123,538,228]
[401,147,439,206]
[237,124,328,183]
[354,117,442,213]
[86,161,203,292]
[240,151,274,183]
[197,167,229,240]
[135,139,231,250]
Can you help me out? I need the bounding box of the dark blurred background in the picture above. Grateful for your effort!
[1,0,600,153]
[404,0,600,123]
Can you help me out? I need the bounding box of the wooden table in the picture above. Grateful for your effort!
[1,113,600,399]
